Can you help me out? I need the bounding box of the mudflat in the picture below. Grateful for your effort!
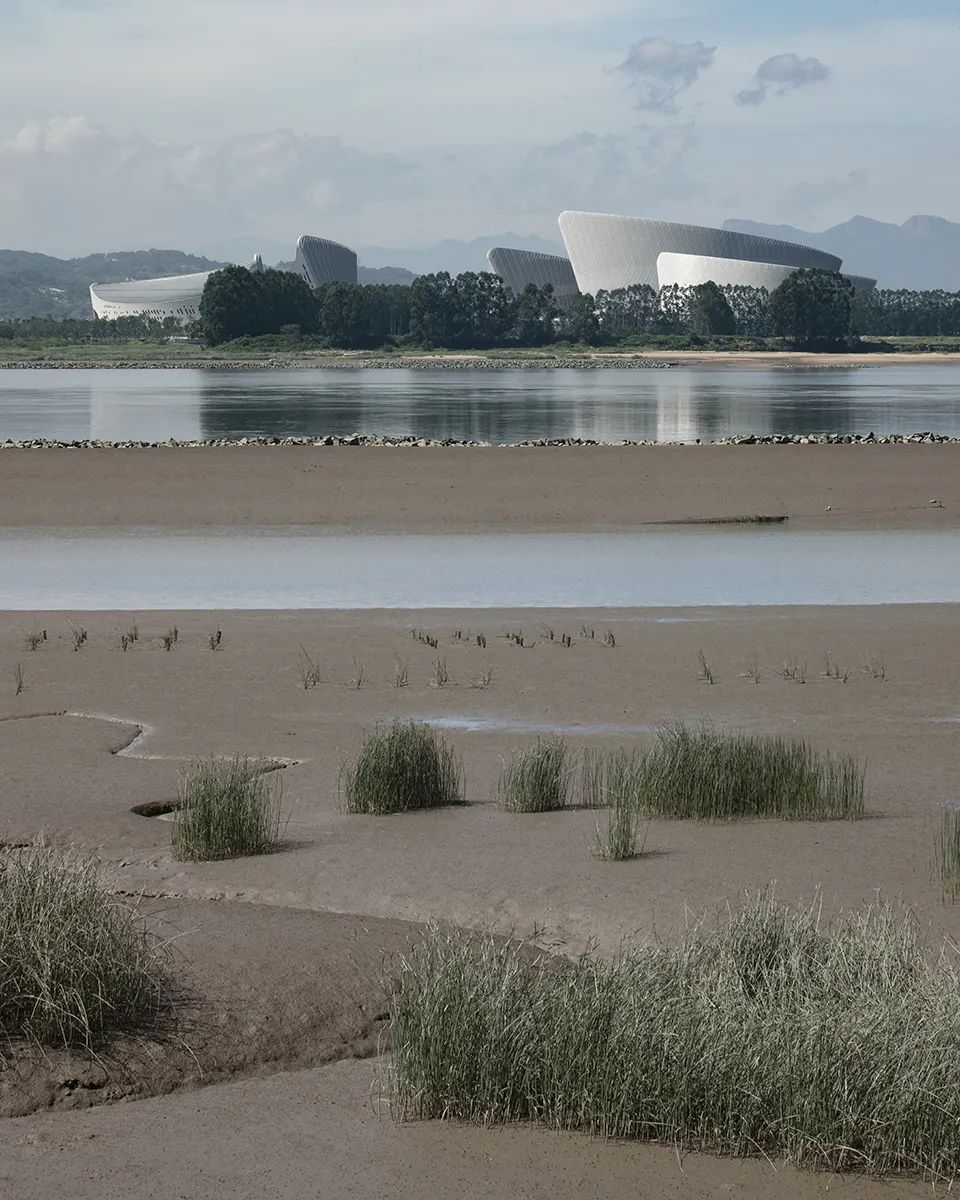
[1,443,959,530]
[2,445,958,1198]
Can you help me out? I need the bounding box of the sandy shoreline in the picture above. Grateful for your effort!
[1,443,958,530]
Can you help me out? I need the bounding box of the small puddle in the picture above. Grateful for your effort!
[418,715,657,735]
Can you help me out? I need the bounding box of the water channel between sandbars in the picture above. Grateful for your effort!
[2,527,960,609]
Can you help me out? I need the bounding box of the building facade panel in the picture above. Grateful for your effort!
[294,235,358,287]
[558,211,842,295]
[486,247,580,308]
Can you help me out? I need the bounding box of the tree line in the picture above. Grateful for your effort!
[198,264,869,349]
[7,265,960,349]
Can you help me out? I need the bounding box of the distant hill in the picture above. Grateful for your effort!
[0,249,225,320]
[356,233,566,276]
[723,215,960,290]
[357,265,418,285]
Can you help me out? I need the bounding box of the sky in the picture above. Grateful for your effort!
[0,0,957,258]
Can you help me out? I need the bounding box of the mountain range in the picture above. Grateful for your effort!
[723,216,960,290]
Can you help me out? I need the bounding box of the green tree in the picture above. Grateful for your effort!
[768,269,854,347]
[511,283,556,346]
[199,266,265,345]
[687,281,736,336]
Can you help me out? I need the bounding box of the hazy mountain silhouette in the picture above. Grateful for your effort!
[723,215,960,289]
[356,233,566,276]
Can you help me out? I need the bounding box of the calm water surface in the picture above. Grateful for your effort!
[2,365,960,443]
[3,527,959,609]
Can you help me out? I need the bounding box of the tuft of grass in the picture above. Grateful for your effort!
[476,633,487,649]
[392,654,410,688]
[469,666,493,690]
[696,650,716,685]
[208,628,223,651]
[341,721,463,815]
[776,656,807,684]
[68,622,88,651]
[429,655,451,689]
[821,653,849,683]
[741,657,762,685]
[498,736,570,813]
[297,646,322,689]
[172,757,282,862]
[0,840,167,1048]
[385,893,960,1179]
[161,629,176,652]
[602,629,616,649]
[348,657,367,690]
[863,654,886,680]
[120,634,131,652]
[12,662,24,696]
[24,630,43,652]
[578,747,643,810]
[125,621,139,643]
[632,723,864,821]
[935,807,960,903]
[594,793,646,861]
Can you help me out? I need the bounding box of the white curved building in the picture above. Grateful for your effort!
[486,247,580,308]
[558,212,842,295]
[89,271,213,322]
[294,235,357,287]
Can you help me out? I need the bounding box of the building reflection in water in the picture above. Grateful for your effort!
[2,363,958,444]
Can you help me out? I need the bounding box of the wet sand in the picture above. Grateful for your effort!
[1,443,959,530]
[2,447,959,1196]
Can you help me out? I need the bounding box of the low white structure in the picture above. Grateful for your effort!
[90,239,356,322]
[89,271,212,322]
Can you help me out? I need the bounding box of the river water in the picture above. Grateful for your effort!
[2,365,960,443]
[3,527,959,609]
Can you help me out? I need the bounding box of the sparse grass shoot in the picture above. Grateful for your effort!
[341,721,463,815]
[633,723,864,821]
[776,656,807,684]
[821,653,849,683]
[696,650,716,685]
[498,736,570,813]
[863,654,886,680]
[742,657,762,684]
[297,647,322,689]
[172,756,282,861]
[0,840,167,1048]
[429,655,451,689]
[469,666,493,690]
[208,628,223,651]
[69,622,88,651]
[392,654,410,688]
[935,807,960,903]
[24,630,43,652]
[386,893,960,1178]
[349,657,367,690]
[12,662,24,696]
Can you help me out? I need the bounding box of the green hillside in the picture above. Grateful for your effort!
[0,249,226,319]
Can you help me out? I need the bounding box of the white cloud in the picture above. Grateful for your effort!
[736,53,831,106]
[617,37,716,113]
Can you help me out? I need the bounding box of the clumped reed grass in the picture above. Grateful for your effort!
[594,795,646,861]
[386,893,960,1179]
[696,650,716,684]
[633,724,864,821]
[429,655,451,689]
[578,747,643,810]
[172,757,282,861]
[863,653,886,680]
[208,628,222,651]
[24,630,45,652]
[349,657,367,689]
[498,736,570,813]
[341,721,463,815]
[935,807,960,903]
[776,656,807,683]
[741,657,762,684]
[0,841,167,1048]
[69,622,88,651]
[632,724,863,821]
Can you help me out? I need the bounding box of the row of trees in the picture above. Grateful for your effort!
[197,266,872,348]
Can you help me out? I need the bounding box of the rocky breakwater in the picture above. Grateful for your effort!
[2,432,960,450]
